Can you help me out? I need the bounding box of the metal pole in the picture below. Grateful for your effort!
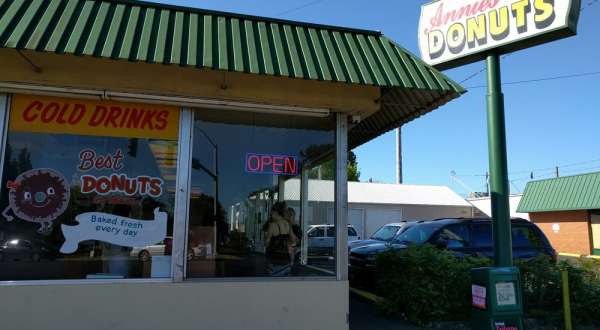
[486,53,513,267]
[562,269,573,330]
[335,113,349,280]
[396,127,403,184]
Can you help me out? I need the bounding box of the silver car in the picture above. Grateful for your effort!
[307,224,359,255]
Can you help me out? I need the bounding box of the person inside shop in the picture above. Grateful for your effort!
[286,207,301,266]
[264,202,298,276]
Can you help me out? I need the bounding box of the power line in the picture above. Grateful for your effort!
[453,157,600,186]
[275,0,326,16]
[465,70,600,89]
[456,1,597,84]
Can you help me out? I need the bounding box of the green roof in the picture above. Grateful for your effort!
[0,0,464,147]
[518,172,600,213]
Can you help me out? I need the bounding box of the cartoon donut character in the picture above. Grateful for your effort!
[2,168,70,234]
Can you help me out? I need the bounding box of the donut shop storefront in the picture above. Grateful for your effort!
[0,1,463,329]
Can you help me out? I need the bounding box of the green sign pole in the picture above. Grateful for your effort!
[486,52,513,268]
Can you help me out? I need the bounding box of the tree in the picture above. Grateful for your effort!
[308,150,360,182]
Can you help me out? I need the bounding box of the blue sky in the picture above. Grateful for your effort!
[153,0,600,196]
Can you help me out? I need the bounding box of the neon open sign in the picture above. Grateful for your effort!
[245,153,298,176]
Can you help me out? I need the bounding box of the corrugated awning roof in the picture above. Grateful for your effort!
[517,172,600,213]
[0,0,464,147]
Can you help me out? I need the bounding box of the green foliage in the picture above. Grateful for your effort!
[375,245,490,325]
[308,150,360,182]
[376,247,600,327]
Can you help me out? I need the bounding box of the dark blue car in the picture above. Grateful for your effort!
[349,218,556,284]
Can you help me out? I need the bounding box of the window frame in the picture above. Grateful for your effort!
[0,93,348,285]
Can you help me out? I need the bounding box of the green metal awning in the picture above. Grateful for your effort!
[518,172,600,213]
[0,0,464,147]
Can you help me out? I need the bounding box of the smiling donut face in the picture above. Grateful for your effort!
[8,169,70,223]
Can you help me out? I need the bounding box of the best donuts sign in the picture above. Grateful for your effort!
[418,0,580,69]
[9,94,179,140]
[77,148,164,198]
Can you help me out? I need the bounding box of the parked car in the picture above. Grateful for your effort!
[0,238,59,262]
[349,218,556,283]
[130,237,172,261]
[348,221,413,251]
[307,224,359,256]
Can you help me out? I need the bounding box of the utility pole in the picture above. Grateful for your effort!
[555,166,560,178]
[396,127,403,184]
[486,53,512,268]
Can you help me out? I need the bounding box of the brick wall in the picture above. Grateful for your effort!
[530,210,591,255]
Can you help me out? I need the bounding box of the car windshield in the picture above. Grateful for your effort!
[393,224,439,245]
[371,226,401,241]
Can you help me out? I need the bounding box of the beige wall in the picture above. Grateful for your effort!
[0,49,379,115]
[0,280,348,330]
[530,211,591,255]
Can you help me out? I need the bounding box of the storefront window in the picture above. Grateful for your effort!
[187,109,336,278]
[0,94,179,280]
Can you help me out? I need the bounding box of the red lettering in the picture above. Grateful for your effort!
[140,110,157,130]
[124,178,137,195]
[104,106,122,128]
[428,0,500,31]
[119,108,130,127]
[78,149,96,171]
[95,156,111,170]
[78,148,125,171]
[272,156,284,174]
[155,111,169,130]
[149,178,162,196]
[137,176,150,194]
[284,157,297,175]
[110,174,126,192]
[260,156,272,172]
[96,177,111,194]
[23,101,42,122]
[113,149,124,171]
[247,155,260,172]
[80,173,162,197]
[89,106,108,127]
[126,108,143,128]
[41,102,60,123]
[69,104,86,124]
[56,103,69,124]
[81,175,96,193]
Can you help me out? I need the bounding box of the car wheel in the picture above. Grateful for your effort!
[187,250,194,261]
[31,253,41,262]
[138,250,151,262]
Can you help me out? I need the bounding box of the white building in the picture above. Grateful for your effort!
[284,180,475,238]
[468,194,530,220]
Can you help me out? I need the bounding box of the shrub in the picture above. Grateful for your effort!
[376,247,600,327]
[375,244,490,325]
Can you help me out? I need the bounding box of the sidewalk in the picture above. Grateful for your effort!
[349,292,421,330]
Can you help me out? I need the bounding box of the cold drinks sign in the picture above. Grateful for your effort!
[418,0,581,69]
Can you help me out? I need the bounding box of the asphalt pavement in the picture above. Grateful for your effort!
[349,292,422,330]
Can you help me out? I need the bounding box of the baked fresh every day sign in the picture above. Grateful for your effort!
[60,208,167,254]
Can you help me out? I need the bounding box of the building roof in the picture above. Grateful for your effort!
[517,172,600,213]
[283,179,472,207]
[0,0,464,148]
[468,195,530,220]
